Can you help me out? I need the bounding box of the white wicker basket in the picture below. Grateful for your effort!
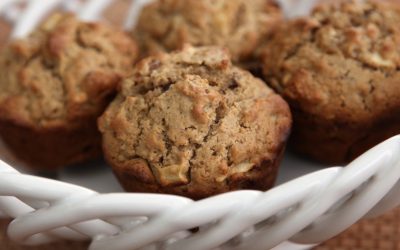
[0,1,399,250]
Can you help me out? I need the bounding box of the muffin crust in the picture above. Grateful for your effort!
[99,46,291,199]
[261,0,400,163]
[133,0,282,65]
[0,18,10,50]
[0,13,138,169]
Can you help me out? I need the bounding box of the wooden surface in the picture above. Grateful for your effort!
[315,207,400,250]
[0,220,88,250]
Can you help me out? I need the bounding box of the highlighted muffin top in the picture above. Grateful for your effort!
[0,14,138,128]
[99,46,291,189]
[261,0,400,123]
[134,0,281,63]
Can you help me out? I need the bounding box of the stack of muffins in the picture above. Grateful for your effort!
[0,0,399,200]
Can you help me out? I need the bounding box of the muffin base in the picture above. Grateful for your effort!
[291,109,400,164]
[0,119,102,171]
[108,144,286,200]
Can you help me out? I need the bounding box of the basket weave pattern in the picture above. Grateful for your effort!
[1,207,399,250]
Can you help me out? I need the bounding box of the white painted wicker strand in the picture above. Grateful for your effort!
[0,136,399,250]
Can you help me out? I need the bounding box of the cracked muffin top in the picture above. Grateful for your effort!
[99,46,291,198]
[261,0,400,124]
[0,13,138,129]
[133,0,282,63]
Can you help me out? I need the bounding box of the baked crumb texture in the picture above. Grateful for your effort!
[0,13,138,169]
[0,18,10,50]
[261,0,400,164]
[99,46,291,199]
[133,0,282,66]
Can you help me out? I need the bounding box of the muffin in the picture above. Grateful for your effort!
[261,0,400,164]
[0,18,10,50]
[0,13,138,170]
[133,0,282,67]
[99,46,292,199]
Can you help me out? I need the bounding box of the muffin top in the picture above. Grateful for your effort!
[99,46,291,193]
[134,0,281,63]
[0,13,138,129]
[261,0,400,124]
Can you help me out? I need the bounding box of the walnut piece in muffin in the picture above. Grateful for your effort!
[99,46,292,199]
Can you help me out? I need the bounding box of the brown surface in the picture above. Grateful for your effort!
[261,0,400,164]
[1,207,399,249]
[0,13,138,170]
[315,207,400,250]
[133,0,282,65]
[99,45,292,199]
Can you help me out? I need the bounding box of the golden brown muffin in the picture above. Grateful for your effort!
[103,0,133,27]
[261,0,400,164]
[99,46,292,199]
[0,13,138,170]
[133,0,282,67]
[0,18,11,50]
